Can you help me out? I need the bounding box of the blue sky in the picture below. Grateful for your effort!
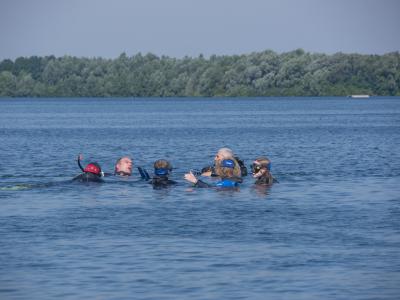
[0,0,399,60]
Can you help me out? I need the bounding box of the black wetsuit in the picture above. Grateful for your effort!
[234,156,248,177]
[72,172,104,183]
[149,176,177,189]
[254,173,276,185]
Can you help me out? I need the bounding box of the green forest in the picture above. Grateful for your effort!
[0,49,399,97]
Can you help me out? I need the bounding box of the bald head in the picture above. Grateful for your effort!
[115,156,133,176]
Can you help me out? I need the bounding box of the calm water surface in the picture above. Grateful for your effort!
[0,97,399,299]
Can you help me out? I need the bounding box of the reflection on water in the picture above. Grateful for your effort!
[0,97,399,300]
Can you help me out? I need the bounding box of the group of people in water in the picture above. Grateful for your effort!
[73,147,276,189]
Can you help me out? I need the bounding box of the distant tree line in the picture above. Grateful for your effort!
[0,49,399,97]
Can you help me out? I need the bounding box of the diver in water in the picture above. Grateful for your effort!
[72,154,104,183]
[149,159,177,188]
[185,159,242,188]
[114,156,151,181]
[251,156,276,186]
[201,148,247,177]
[114,156,133,176]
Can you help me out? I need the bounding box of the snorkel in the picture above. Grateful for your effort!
[77,154,85,172]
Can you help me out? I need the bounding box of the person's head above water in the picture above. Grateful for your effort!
[218,159,236,178]
[114,156,133,176]
[74,154,104,182]
[215,147,234,162]
[84,162,102,176]
[77,154,103,177]
[154,159,172,177]
[214,148,242,178]
[251,156,271,178]
[201,147,242,178]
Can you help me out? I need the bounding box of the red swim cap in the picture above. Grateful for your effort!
[84,163,101,175]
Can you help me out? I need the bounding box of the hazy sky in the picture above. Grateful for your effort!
[0,0,399,60]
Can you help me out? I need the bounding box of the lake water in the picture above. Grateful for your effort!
[0,97,399,299]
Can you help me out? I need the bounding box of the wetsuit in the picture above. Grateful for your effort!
[254,172,276,185]
[149,176,177,189]
[234,156,248,177]
[195,176,242,188]
[72,172,104,183]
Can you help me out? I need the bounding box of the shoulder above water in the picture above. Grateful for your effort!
[72,173,104,183]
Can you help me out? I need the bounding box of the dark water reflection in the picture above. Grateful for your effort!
[0,97,399,299]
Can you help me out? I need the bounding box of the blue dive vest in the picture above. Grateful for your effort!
[216,179,239,188]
